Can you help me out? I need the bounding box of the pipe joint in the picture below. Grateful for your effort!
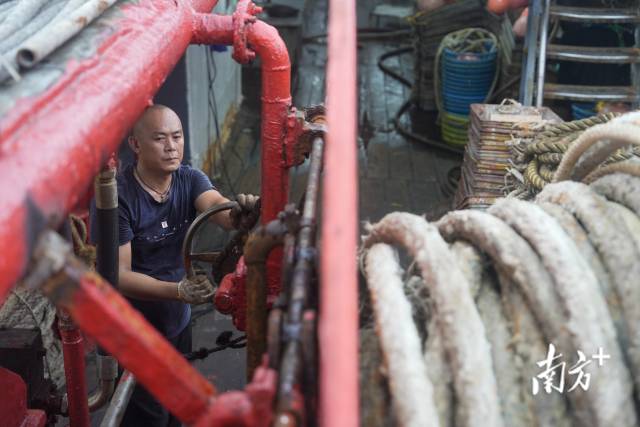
[95,160,118,210]
[89,355,118,411]
[232,0,263,63]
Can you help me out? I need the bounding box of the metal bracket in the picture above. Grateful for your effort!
[283,105,327,168]
[232,0,263,64]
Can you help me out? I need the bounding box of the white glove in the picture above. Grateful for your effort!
[230,193,260,229]
[177,274,214,305]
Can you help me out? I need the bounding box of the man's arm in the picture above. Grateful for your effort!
[194,189,235,230]
[118,241,179,301]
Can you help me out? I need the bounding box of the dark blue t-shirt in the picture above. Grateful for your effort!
[91,164,214,338]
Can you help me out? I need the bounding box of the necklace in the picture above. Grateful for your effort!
[134,166,172,202]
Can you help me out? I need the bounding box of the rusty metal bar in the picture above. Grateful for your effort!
[244,221,287,380]
[277,137,323,420]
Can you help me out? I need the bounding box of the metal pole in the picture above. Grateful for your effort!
[321,0,359,423]
[95,156,119,288]
[536,0,551,107]
[519,0,542,105]
[99,371,136,427]
[244,221,287,380]
[276,137,324,419]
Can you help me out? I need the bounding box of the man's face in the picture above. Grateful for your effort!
[130,108,184,174]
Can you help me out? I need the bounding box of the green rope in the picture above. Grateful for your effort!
[539,112,621,139]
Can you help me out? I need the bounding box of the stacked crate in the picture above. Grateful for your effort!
[454,104,562,209]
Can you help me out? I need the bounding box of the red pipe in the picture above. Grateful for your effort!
[0,0,291,304]
[58,310,90,427]
[319,0,359,426]
[56,270,215,425]
[193,12,292,224]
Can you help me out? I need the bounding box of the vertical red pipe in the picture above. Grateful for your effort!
[247,21,291,224]
[192,13,291,224]
[58,310,90,427]
[319,0,359,426]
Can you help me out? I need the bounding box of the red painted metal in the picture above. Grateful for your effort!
[319,1,359,427]
[194,360,277,427]
[0,0,204,304]
[0,368,47,427]
[58,310,90,427]
[56,271,215,425]
[214,257,248,330]
[487,0,529,14]
[232,0,264,64]
[1,0,293,423]
[192,11,292,224]
[0,0,291,307]
[215,272,236,314]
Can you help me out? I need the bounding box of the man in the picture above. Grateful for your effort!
[93,104,258,426]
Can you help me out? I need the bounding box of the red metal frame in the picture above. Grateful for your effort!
[320,1,359,426]
[0,368,47,427]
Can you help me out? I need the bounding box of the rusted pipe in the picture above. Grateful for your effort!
[244,220,287,380]
[58,309,90,427]
[99,371,136,427]
[320,0,359,425]
[286,137,323,324]
[277,137,323,420]
[88,355,118,412]
[27,231,216,425]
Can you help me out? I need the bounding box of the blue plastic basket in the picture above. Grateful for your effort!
[571,103,596,120]
[441,46,497,116]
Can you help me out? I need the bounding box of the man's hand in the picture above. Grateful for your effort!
[230,193,260,230]
[177,274,215,305]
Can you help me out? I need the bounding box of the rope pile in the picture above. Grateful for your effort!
[359,114,640,426]
[505,111,640,199]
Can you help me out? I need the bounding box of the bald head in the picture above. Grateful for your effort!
[132,104,181,139]
[128,104,184,174]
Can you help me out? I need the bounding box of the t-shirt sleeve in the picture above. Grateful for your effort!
[89,196,134,246]
[190,167,215,201]
[118,198,134,246]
